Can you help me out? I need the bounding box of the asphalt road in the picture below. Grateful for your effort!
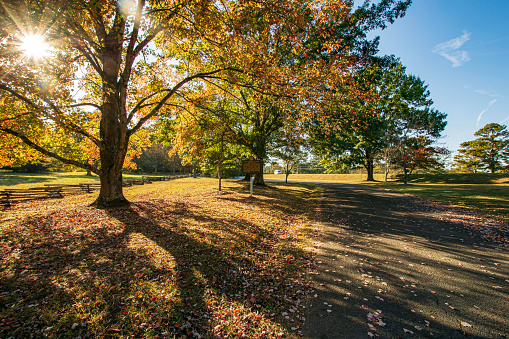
[296,182,509,339]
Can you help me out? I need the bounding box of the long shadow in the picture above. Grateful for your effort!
[395,173,509,184]
[0,194,312,337]
[222,181,320,219]
[303,183,509,338]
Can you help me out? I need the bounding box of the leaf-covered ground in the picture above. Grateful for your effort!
[0,178,322,338]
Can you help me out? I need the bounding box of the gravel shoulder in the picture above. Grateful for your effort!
[300,182,509,339]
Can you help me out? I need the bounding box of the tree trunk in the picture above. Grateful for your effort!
[86,169,92,176]
[253,158,265,186]
[94,168,128,207]
[285,163,289,183]
[365,150,375,181]
[254,172,265,185]
[403,161,408,185]
[92,74,129,207]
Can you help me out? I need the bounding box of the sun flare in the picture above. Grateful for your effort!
[20,34,50,59]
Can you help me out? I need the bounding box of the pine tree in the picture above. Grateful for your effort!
[454,123,509,173]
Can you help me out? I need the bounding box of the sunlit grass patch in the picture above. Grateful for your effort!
[0,171,158,189]
[367,180,509,223]
[264,173,387,183]
[0,178,321,338]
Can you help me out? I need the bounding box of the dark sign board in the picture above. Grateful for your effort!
[242,157,262,174]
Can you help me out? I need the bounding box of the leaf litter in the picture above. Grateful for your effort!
[0,179,321,338]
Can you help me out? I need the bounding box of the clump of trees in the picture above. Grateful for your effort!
[309,57,448,182]
[0,0,413,206]
[454,123,509,173]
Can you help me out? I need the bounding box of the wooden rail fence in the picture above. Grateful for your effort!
[0,175,190,207]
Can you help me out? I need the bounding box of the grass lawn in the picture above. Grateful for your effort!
[0,171,152,189]
[264,173,388,183]
[0,178,321,338]
[266,172,509,223]
[367,173,509,223]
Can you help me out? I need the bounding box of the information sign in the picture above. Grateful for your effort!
[242,157,262,174]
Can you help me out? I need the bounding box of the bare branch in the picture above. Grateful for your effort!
[127,90,170,123]
[67,103,101,110]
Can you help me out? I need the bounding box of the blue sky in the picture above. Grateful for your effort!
[366,0,509,153]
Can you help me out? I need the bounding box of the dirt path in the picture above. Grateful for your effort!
[301,183,509,339]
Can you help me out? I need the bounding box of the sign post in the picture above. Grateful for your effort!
[250,176,254,197]
[242,156,262,197]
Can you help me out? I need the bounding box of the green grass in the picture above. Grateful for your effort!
[366,173,509,223]
[266,172,509,223]
[391,172,509,185]
[264,173,388,183]
[0,171,170,189]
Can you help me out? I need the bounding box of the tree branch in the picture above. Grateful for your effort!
[0,84,103,148]
[68,103,101,110]
[0,112,31,124]
[128,68,237,134]
[0,84,39,109]
[0,128,100,175]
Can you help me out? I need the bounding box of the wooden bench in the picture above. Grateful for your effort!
[142,175,188,183]
[142,176,167,183]
[0,187,64,207]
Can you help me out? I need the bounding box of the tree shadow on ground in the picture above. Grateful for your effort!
[303,184,509,338]
[219,181,320,219]
[0,192,313,338]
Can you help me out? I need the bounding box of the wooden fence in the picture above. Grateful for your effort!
[0,175,190,207]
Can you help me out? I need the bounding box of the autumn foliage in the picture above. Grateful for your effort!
[0,0,410,205]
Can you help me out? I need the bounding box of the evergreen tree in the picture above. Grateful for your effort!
[454,123,509,173]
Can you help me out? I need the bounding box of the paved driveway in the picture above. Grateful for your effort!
[298,183,509,339]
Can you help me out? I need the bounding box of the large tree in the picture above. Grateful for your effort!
[157,85,299,186]
[161,1,412,185]
[311,58,447,181]
[401,136,450,175]
[0,0,313,206]
[454,123,509,173]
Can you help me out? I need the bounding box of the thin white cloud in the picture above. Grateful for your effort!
[474,89,503,98]
[500,116,509,124]
[433,31,471,67]
[477,109,488,126]
[476,99,498,127]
